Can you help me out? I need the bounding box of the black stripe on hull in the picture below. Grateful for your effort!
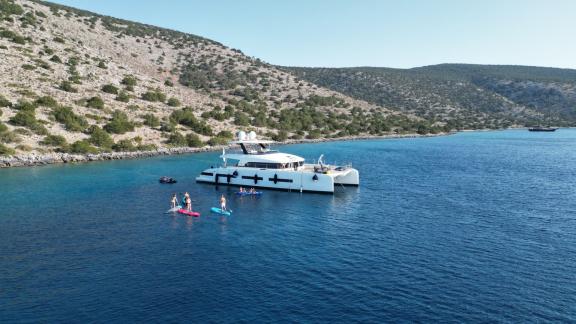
[196,179,334,194]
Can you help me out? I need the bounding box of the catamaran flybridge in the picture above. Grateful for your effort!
[195,131,359,193]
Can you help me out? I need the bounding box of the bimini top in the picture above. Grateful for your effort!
[229,139,275,145]
[224,152,304,165]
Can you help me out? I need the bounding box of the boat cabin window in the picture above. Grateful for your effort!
[244,162,287,169]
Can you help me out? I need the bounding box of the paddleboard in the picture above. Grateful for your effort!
[211,207,231,216]
[235,191,262,196]
[177,209,200,217]
[166,205,183,213]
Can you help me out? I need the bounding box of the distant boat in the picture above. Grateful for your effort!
[528,127,557,132]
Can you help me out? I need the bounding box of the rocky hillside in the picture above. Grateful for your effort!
[1,0,431,157]
[287,64,576,130]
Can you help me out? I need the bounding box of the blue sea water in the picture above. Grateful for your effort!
[1,129,576,322]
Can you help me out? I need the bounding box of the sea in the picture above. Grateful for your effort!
[1,129,575,322]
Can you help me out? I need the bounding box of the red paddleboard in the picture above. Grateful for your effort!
[177,209,200,217]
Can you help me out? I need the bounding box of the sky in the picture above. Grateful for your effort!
[48,0,576,69]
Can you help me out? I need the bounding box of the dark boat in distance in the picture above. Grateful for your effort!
[528,126,558,132]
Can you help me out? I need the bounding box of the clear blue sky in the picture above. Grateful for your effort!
[48,0,576,69]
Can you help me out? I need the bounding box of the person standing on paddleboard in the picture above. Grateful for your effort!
[186,195,192,212]
[220,194,227,212]
[171,194,178,209]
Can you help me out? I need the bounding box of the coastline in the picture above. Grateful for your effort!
[0,132,451,169]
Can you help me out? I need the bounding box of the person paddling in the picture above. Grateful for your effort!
[220,194,227,212]
[186,195,192,212]
[171,193,178,209]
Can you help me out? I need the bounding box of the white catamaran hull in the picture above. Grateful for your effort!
[196,166,359,193]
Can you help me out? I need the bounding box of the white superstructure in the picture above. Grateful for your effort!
[195,132,359,193]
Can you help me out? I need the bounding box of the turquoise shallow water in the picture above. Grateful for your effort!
[1,129,576,322]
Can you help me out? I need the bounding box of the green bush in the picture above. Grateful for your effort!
[167,132,186,146]
[22,64,36,70]
[86,96,105,109]
[0,29,26,44]
[59,80,78,93]
[101,84,119,94]
[121,75,137,87]
[169,108,213,135]
[216,130,234,139]
[167,97,181,107]
[9,111,47,135]
[271,130,288,142]
[52,106,88,132]
[115,91,130,103]
[49,55,62,63]
[0,122,7,133]
[53,36,65,43]
[97,61,107,69]
[0,1,24,16]
[0,95,11,107]
[141,89,166,102]
[142,113,160,128]
[207,136,229,146]
[13,100,37,112]
[68,140,98,154]
[104,110,135,134]
[164,79,174,87]
[88,126,113,149]
[41,134,67,147]
[35,96,58,108]
[112,139,137,152]
[0,143,15,156]
[186,133,203,147]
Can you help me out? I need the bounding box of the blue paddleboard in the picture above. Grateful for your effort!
[211,207,231,216]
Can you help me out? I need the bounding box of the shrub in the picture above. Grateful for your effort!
[22,64,36,70]
[141,89,166,102]
[49,55,62,63]
[167,97,181,107]
[167,132,186,146]
[169,108,212,135]
[0,122,7,133]
[160,122,176,133]
[53,36,65,43]
[101,84,119,94]
[272,130,288,142]
[35,96,58,108]
[13,100,37,112]
[41,134,67,147]
[112,139,137,152]
[9,111,47,135]
[164,79,174,87]
[52,106,88,132]
[142,113,160,128]
[88,126,113,149]
[97,61,107,69]
[0,95,11,107]
[59,80,78,93]
[216,130,234,139]
[121,75,137,87]
[115,91,130,103]
[137,143,157,151]
[0,143,15,156]
[86,96,105,109]
[68,140,98,154]
[0,1,24,16]
[104,110,135,134]
[186,133,203,147]
[207,136,229,146]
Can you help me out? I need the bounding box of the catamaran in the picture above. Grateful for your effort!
[195,131,359,193]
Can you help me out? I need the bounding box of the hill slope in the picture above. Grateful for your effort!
[287,64,576,129]
[1,0,428,157]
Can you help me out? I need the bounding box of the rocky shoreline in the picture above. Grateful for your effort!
[0,132,450,168]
